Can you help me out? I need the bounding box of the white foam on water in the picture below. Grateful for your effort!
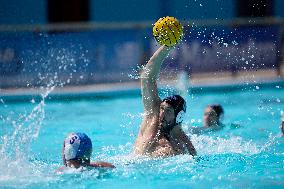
[0,48,86,186]
[0,59,77,186]
[191,134,260,155]
[0,90,52,185]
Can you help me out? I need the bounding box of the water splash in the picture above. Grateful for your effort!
[0,87,57,183]
[175,70,189,97]
[0,48,80,184]
[191,134,261,155]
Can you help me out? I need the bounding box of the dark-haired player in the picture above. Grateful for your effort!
[134,45,196,157]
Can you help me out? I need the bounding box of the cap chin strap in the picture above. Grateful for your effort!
[176,110,185,124]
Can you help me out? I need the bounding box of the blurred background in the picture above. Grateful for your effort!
[0,0,284,88]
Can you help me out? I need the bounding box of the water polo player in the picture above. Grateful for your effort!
[203,104,224,128]
[134,45,196,157]
[190,104,225,134]
[59,132,115,171]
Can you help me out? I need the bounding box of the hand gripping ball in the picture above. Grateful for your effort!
[153,16,183,47]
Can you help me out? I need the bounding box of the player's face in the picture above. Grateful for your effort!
[204,107,218,127]
[159,102,176,129]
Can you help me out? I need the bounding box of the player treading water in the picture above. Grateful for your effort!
[134,17,196,157]
[58,132,115,171]
[134,45,196,157]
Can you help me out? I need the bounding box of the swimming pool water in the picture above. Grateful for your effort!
[0,82,284,188]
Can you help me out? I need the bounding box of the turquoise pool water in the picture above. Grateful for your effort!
[1,82,284,188]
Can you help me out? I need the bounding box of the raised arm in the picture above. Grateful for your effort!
[140,45,173,115]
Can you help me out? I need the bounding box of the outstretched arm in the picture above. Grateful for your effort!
[140,45,173,115]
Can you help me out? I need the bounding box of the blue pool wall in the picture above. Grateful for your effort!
[0,0,284,25]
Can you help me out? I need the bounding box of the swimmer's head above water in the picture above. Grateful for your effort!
[159,95,186,133]
[62,132,92,168]
[58,132,115,171]
[204,104,224,127]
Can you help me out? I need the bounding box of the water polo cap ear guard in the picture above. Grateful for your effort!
[176,110,185,124]
[176,100,186,124]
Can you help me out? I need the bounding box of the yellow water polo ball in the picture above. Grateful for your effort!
[153,16,183,47]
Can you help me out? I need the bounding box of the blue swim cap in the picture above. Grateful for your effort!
[63,132,92,161]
